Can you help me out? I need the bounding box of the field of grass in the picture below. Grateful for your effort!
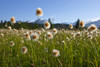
[0,28,100,67]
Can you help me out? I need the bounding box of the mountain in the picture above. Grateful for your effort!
[53,22,70,24]
[70,19,100,27]
[85,20,100,27]
[32,18,100,28]
[33,19,47,24]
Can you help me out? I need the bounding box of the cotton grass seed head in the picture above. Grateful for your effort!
[47,32,53,39]
[66,37,70,41]
[29,31,33,35]
[37,31,41,35]
[69,24,73,29]
[80,21,85,27]
[9,41,15,46]
[24,32,31,40]
[31,33,39,41]
[44,22,51,29]
[13,29,18,33]
[87,35,93,39]
[52,49,60,57]
[36,8,43,16]
[10,17,16,23]
[87,24,97,32]
[0,33,4,37]
[21,46,28,54]
[53,28,58,35]
[71,33,75,37]
[62,40,65,44]
[76,32,81,36]
[41,28,45,32]
[8,26,12,30]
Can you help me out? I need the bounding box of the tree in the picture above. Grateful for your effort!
[0,20,4,28]
[0,20,3,23]
[75,19,80,29]
[4,20,8,27]
[34,23,38,29]
[48,18,54,29]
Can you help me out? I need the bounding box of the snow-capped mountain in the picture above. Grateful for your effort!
[33,19,47,24]
[32,18,100,27]
[85,20,100,27]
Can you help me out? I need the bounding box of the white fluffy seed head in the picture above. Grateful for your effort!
[87,24,97,32]
[53,28,58,35]
[10,17,16,23]
[80,21,85,27]
[44,22,51,29]
[21,46,28,54]
[36,8,43,16]
[23,32,31,40]
[52,49,60,57]
[9,41,15,46]
[69,24,73,29]
[47,32,53,39]
[8,26,12,30]
[31,33,39,41]
[0,33,4,37]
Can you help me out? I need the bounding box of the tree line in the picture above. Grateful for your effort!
[0,19,89,30]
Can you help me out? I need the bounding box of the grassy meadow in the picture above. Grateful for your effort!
[0,28,100,67]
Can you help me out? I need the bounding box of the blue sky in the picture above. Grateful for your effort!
[0,0,100,23]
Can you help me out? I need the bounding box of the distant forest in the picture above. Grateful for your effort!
[0,20,69,29]
[0,19,99,30]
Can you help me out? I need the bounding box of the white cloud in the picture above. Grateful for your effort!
[86,17,100,22]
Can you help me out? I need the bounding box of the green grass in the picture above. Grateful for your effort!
[0,29,100,67]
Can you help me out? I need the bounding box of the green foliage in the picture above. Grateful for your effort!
[75,19,80,29]
[0,30,100,67]
[0,21,41,29]
[48,18,54,29]
[34,23,38,29]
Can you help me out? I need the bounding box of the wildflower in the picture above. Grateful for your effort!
[66,37,70,41]
[10,17,16,23]
[69,24,73,29]
[20,28,24,31]
[87,24,97,32]
[38,41,42,45]
[53,28,58,35]
[37,31,41,35]
[21,40,24,44]
[80,21,85,27]
[13,29,18,33]
[71,33,75,37]
[36,8,43,16]
[85,31,89,35]
[31,33,39,41]
[29,31,33,35]
[41,28,45,32]
[21,46,28,54]
[44,38,48,42]
[8,26,12,30]
[9,41,15,46]
[76,32,81,36]
[47,32,53,39]
[0,33,4,37]
[62,29,65,32]
[62,40,65,44]
[44,22,51,29]
[23,32,31,40]
[52,49,60,57]
[87,35,93,39]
